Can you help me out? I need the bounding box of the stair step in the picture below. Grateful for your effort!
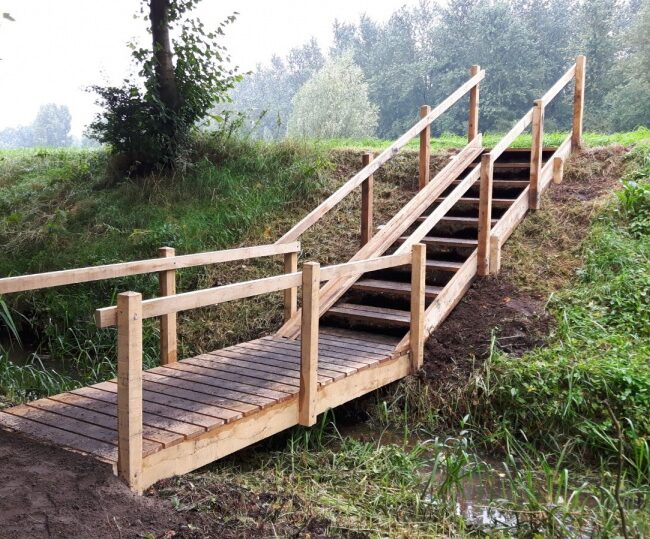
[352,279,442,299]
[415,216,498,225]
[425,259,464,272]
[493,162,531,169]
[435,197,514,208]
[397,236,478,248]
[451,179,529,188]
[327,303,411,327]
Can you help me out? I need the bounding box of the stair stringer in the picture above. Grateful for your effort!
[276,136,484,340]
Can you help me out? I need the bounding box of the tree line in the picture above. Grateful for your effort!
[230,0,650,140]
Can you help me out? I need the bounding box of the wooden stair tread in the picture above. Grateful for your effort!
[396,236,477,248]
[415,216,498,225]
[451,179,529,188]
[352,278,442,298]
[327,303,411,326]
[425,259,464,271]
[435,196,515,207]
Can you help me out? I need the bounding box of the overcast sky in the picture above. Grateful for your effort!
[0,0,421,137]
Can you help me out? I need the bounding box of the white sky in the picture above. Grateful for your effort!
[0,0,421,137]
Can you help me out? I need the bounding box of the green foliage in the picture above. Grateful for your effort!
[616,144,650,236]
[89,0,240,172]
[0,103,72,149]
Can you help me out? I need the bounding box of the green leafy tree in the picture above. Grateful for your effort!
[31,104,72,147]
[89,0,240,173]
[287,53,378,139]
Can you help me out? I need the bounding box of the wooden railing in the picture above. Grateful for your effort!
[0,242,301,364]
[478,55,586,274]
[96,244,427,489]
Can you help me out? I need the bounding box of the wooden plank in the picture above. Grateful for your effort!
[553,156,565,185]
[425,260,463,272]
[352,278,442,299]
[468,65,480,141]
[327,303,410,326]
[488,187,530,274]
[299,262,319,426]
[275,70,485,244]
[117,291,143,492]
[314,333,396,352]
[417,216,497,226]
[451,179,529,188]
[489,108,534,161]
[540,64,576,106]
[410,244,426,371]
[318,252,412,282]
[257,338,380,366]
[283,252,298,323]
[419,105,431,189]
[538,133,572,195]
[572,55,586,150]
[397,236,477,248]
[434,196,514,208]
[361,152,374,246]
[529,99,545,210]
[158,247,177,365]
[317,327,399,346]
[477,153,494,276]
[0,242,300,295]
[0,410,118,462]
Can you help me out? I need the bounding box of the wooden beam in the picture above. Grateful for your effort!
[477,154,494,276]
[468,64,480,141]
[299,262,319,427]
[0,242,300,295]
[419,105,431,189]
[158,247,177,365]
[283,252,298,322]
[117,291,143,494]
[540,64,577,106]
[553,156,565,185]
[529,99,545,210]
[572,55,586,151]
[410,244,426,372]
[361,152,374,246]
[489,108,533,161]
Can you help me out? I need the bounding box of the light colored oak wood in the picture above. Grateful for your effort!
[117,292,143,494]
[477,154,494,276]
[468,65,480,141]
[540,64,577,106]
[283,252,298,322]
[529,100,545,210]
[410,244,426,371]
[538,133,572,194]
[572,55,586,151]
[158,247,177,365]
[489,108,533,161]
[0,242,300,295]
[553,156,565,185]
[419,105,431,189]
[300,262,319,427]
[361,152,374,246]
[318,252,412,282]
[488,187,530,274]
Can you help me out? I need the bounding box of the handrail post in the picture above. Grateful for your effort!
[468,64,480,142]
[419,105,431,190]
[572,55,586,152]
[410,244,426,372]
[158,247,177,365]
[283,251,298,322]
[553,156,565,185]
[529,99,545,210]
[299,262,319,426]
[477,154,494,276]
[117,291,143,493]
[361,152,374,246]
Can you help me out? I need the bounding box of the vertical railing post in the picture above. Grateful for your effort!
[529,99,545,210]
[419,105,431,190]
[158,246,177,365]
[360,152,374,247]
[283,251,298,322]
[477,153,494,276]
[468,64,480,142]
[299,262,319,426]
[410,244,426,372]
[117,291,143,493]
[572,55,586,152]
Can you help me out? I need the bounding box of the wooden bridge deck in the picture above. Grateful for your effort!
[0,328,402,474]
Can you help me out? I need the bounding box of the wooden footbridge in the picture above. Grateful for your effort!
[0,57,586,492]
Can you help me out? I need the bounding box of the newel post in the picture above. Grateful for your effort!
[529,99,545,210]
[477,153,494,276]
[158,246,177,365]
[419,105,431,190]
[572,55,586,152]
[468,64,481,142]
[410,244,426,372]
[117,291,143,493]
[283,251,298,322]
[299,262,319,426]
[361,152,374,246]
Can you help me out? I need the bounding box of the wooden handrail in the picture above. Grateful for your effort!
[539,64,577,106]
[489,108,534,161]
[0,242,301,295]
[275,69,485,244]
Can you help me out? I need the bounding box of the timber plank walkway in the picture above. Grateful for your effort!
[0,56,586,493]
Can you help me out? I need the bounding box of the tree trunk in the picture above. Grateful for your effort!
[149,0,179,111]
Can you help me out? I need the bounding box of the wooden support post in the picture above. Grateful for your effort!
[158,247,177,365]
[468,64,480,142]
[572,55,586,152]
[489,235,501,275]
[299,262,319,427]
[552,156,565,185]
[419,105,431,190]
[529,99,545,210]
[409,244,426,372]
[117,291,143,493]
[477,154,494,276]
[361,152,374,246]
[283,251,298,322]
